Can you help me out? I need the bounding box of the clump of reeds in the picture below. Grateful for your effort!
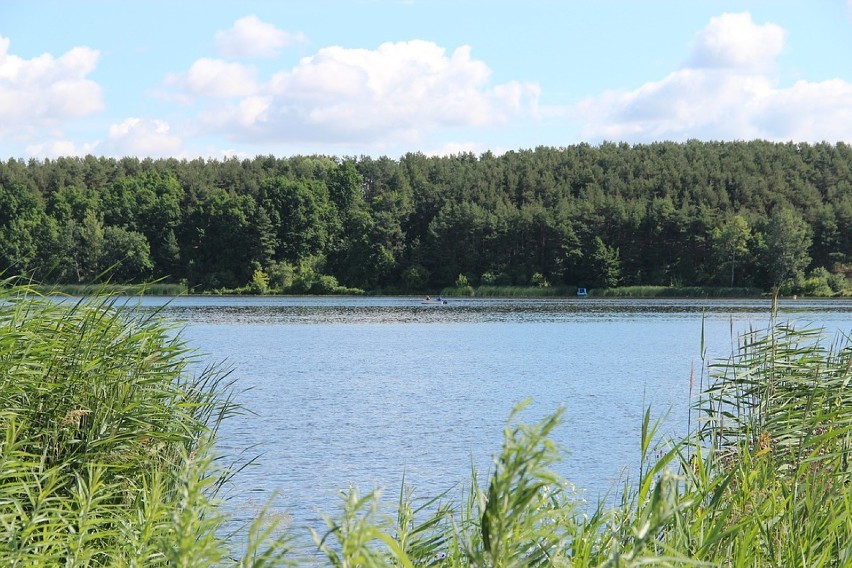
[451,285,578,298]
[0,276,288,566]
[593,285,763,298]
[30,282,188,296]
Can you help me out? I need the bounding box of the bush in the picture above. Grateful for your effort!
[401,264,430,291]
[248,268,270,294]
[530,272,550,288]
[267,262,295,291]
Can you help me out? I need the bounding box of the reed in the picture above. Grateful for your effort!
[442,285,580,297]
[438,284,764,298]
[593,285,763,298]
[0,276,288,566]
[31,282,188,296]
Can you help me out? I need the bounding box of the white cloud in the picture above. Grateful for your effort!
[199,40,539,146]
[687,12,785,72]
[754,79,852,141]
[0,35,103,139]
[215,15,305,59]
[179,58,259,98]
[573,12,852,143]
[103,118,183,157]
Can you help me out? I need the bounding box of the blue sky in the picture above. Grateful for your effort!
[2,0,852,160]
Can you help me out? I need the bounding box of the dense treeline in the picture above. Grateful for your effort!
[1,140,851,294]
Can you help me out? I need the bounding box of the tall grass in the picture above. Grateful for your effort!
[438,285,764,298]
[0,276,288,566]
[593,285,763,298]
[445,285,580,298]
[31,282,188,296]
[3,274,850,566]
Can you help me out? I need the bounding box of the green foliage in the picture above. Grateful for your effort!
[530,272,550,288]
[759,207,813,292]
[401,264,430,291]
[459,285,579,297]
[100,226,154,282]
[593,285,763,298]
[249,268,270,294]
[472,402,568,566]
[0,279,289,565]
[2,142,851,292]
[32,282,188,296]
[712,214,751,286]
[589,236,621,288]
[798,266,849,297]
[266,262,295,291]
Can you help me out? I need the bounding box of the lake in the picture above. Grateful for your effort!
[133,296,852,544]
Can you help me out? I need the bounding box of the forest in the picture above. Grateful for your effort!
[1,140,850,295]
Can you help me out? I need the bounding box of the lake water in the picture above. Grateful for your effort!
[134,296,852,544]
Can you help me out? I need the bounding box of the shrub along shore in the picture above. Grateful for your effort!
[3,276,852,565]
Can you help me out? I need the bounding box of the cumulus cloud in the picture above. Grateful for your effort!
[198,39,540,145]
[167,58,259,98]
[687,12,785,72]
[215,15,305,59]
[0,35,103,139]
[103,118,183,157]
[574,12,852,143]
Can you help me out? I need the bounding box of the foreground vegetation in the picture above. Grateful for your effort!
[2,141,851,296]
[0,279,289,566]
[3,279,852,565]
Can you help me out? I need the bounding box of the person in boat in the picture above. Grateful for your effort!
[425,295,431,300]
[437,295,443,302]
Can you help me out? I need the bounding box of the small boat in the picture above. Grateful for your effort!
[421,298,448,305]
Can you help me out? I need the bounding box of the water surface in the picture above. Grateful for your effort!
[136,296,852,540]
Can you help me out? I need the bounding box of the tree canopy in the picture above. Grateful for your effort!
[1,141,850,293]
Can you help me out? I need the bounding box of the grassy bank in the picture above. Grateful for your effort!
[440,284,764,298]
[3,275,852,565]
[30,281,188,296]
[591,284,764,297]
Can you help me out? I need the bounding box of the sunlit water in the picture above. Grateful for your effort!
[128,296,852,549]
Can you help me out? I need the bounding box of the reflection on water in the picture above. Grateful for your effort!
[133,296,852,550]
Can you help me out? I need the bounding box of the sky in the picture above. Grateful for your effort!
[2,0,852,160]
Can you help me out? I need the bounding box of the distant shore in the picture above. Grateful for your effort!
[26,282,848,299]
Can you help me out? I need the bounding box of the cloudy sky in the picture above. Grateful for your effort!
[2,0,852,160]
